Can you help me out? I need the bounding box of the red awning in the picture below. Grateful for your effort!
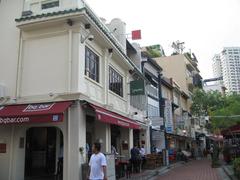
[88,104,140,129]
[221,124,240,135]
[0,101,72,125]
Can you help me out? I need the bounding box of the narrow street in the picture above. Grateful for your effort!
[154,159,227,180]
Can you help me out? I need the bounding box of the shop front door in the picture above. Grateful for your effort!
[25,127,58,180]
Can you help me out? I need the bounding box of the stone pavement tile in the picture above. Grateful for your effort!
[155,159,221,180]
[217,167,231,180]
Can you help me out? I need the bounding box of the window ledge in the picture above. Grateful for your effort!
[108,90,127,102]
[84,76,103,88]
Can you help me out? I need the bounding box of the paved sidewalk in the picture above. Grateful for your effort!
[221,163,238,180]
[154,159,222,180]
[119,161,185,180]
[119,158,233,180]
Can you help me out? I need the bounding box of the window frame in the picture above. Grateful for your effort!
[109,66,123,97]
[85,46,100,83]
[41,0,59,10]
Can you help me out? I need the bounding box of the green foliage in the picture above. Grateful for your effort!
[211,143,221,168]
[146,46,162,58]
[210,93,240,131]
[191,89,224,116]
[191,89,240,131]
[233,158,240,178]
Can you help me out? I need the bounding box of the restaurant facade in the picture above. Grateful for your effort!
[0,1,149,180]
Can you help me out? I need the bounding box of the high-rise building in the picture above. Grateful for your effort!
[212,47,240,93]
[212,54,222,78]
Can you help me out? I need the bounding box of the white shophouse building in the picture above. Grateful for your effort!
[0,1,149,180]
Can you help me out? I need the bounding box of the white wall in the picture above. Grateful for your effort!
[108,58,129,114]
[0,126,12,180]
[0,0,23,97]
[120,128,130,158]
[67,103,86,180]
[23,0,85,15]
[82,42,105,104]
[94,121,111,153]
[21,33,69,96]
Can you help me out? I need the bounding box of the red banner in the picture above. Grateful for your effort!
[132,30,141,40]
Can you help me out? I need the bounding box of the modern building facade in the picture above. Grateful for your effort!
[213,47,240,93]
[212,54,222,79]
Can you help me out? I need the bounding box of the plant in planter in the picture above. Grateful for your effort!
[211,143,221,168]
[233,158,240,179]
[223,143,232,164]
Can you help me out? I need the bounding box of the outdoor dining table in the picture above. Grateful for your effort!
[115,156,130,178]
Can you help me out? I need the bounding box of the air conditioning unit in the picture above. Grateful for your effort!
[0,84,6,98]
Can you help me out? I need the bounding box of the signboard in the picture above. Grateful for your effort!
[176,115,183,126]
[182,112,189,129]
[23,103,54,112]
[105,154,116,180]
[0,114,63,125]
[151,117,164,127]
[130,80,145,95]
[0,101,71,125]
[164,100,173,133]
[152,130,162,140]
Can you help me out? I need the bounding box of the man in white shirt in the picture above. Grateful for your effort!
[88,142,107,180]
[140,145,146,168]
[140,146,145,157]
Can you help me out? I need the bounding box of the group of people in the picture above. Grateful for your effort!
[130,145,146,172]
[86,143,148,180]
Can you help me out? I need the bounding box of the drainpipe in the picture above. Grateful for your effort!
[15,31,23,98]
[105,49,112,105]
[67,108,71,180]
[15,0,25,98]
[68,29,73,92]
[8,125,15,180]
[158,72,165,140]
[158,72,164,119]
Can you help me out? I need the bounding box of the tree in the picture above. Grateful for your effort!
[145,45,163,58]
[191,89,240,132]
[210,93,240,131]
[191,89,224,117]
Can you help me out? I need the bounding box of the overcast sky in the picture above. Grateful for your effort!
[86,0,240,79]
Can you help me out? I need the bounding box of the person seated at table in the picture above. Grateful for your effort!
[130,145,141,173]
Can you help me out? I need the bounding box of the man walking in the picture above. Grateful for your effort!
[88,142,107,180]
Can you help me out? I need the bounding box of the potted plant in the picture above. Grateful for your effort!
[211,143,221,168]
[223,144,231,164]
